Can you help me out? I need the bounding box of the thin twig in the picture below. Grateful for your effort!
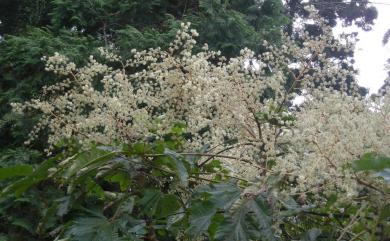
[145,152,240,160]
[191,172,253,184]
[349,231,366,241]
[198,143,254,166]
[336,204,365,241]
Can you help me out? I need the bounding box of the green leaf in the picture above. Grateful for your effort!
[62,150,120,194]
[1,158,55,197]
[164,149,189,187]
[56,196,71,217]
[353,153,390,171]
[166,207,185,229]
[379,204,390,221]
[188,200,217,238]
[118,196,135,215]
[215,203,250,241]
[277,196,315,217]
[0,165,33,180]
[203,159,223,172]
[170,122,186,135]
[208,212,224,238]
[194,182,241,209]
[156,194,181,218]
[67,216,121,241]
[0,234,7,241]
[139,189,162,216]
[65,150,118,179]
[11,218,34,234]
[246,197,275,241]
[199,0,221,15]
[108,172,131,192]
[126,217,147,238]
[131,142,152,155]
[215,197,275,241]
[187,182,241,239]
[139,189,181,218]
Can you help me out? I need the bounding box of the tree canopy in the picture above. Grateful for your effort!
[1,15,390,240]
[1,2,389,240]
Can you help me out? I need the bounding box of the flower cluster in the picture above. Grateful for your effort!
[273,92,390,202]
[12,13,389,202]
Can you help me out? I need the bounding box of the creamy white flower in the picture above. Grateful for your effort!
[13,17,390,202]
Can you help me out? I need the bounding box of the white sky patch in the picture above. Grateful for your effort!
[244,59,261,69]
[333,3,390,94]
[292,94,306,105]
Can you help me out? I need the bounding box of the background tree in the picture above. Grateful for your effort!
[285,0,377,31]
[284,0,378,95]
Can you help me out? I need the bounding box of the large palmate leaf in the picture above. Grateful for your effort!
[1,158,55,197]
[139,189,181,218]
[194,182,241,209]
[215,196,275,241]
[187,182,241,239]
[63,148,118,179]
[187,200,217,237]
[67,215,121,241]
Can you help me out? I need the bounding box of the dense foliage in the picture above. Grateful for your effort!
[2,7,390,240]
[1,1,389,241]
[1,127,389,241]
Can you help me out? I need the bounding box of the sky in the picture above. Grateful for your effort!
[334,2,390,94]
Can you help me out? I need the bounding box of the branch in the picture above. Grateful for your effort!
[198,143,255,166]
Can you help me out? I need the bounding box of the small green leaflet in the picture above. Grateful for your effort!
[353,153,390,171]
[0,165,33,180]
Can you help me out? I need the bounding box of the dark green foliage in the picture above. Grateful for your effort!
[0,0,51,35]
[187,0,289,56]
[0,28,96,149]
[0,124,388,240]
[0,129,258,240]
